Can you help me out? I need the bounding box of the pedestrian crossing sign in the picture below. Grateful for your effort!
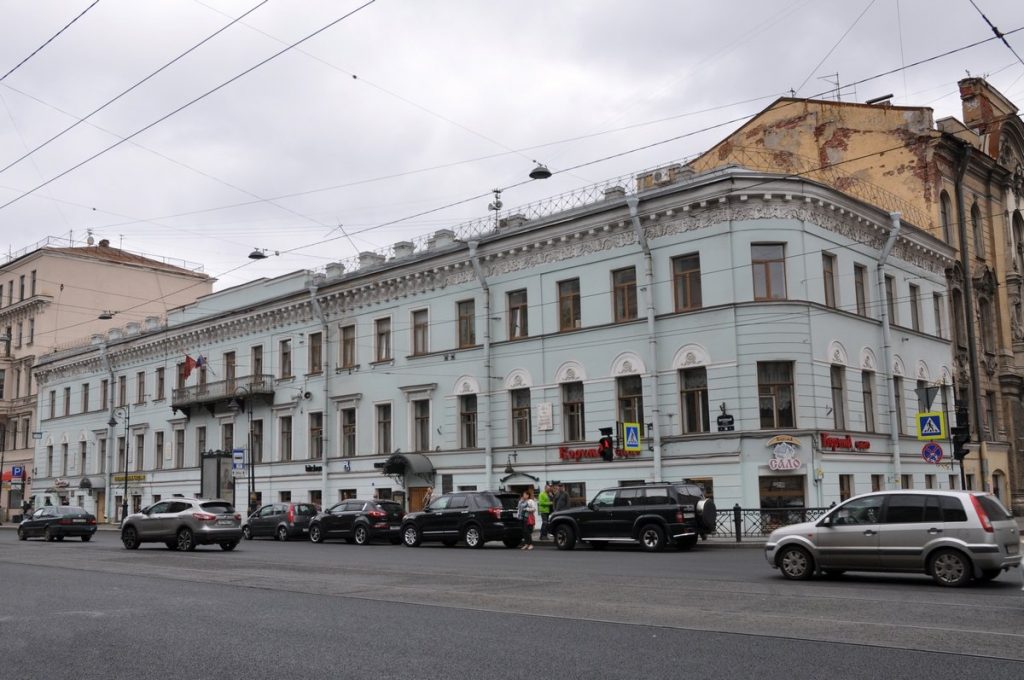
[623,422,641,452]
[916,412,946,441]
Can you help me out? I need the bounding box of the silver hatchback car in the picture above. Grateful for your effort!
[121,498,243,552]
[766,490,1021,587]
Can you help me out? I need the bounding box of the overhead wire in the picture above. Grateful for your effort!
[0,0,100,82]
[968,0,1024,69]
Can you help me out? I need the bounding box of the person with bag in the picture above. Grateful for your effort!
[517,489,538,550]
[537,484,553,540]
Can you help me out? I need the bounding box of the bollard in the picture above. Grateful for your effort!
[733,503,742,543]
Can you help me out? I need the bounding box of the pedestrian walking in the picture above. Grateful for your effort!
[553,483,570,513]
[517,489,537,550]
[537,484,553,539]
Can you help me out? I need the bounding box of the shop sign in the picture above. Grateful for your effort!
[766,435,802,471]
[558,446,642,461]
[819,433,871,451]
[112,473,147,483]
[53,478,70,488]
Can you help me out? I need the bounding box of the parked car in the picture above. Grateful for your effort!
[121,498,242,552]
[400,491,523,549]
[548,482,716,552]
[308,499,405,545]
[18,505,97,542]
[765,490,1021,587]
[242,502,317,541]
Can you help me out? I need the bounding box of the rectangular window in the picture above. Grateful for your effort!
[925,474,936,489]
[279,416,292,462]
[118,375,127,407]
[115,438,125,475]
[413,400,430,452]
[871,474,884,492]
[854,264,868,316]
[562,382,585,442]
[758,362,795,428]
[822,253,837,308]
[101,379,109,410]
[613,267,638,322]
[893,376,905,435]
[909,284,921,331]
[933,294,944,338]
[376,404,392,454]
[79,441,87,475]
[830,366,846,430]
[48,390,55,419]
[309,412,323,459]
[672,254,702,312]
[155,431,165,470]
[251,419,263,464]
[948,474,958,490]
[280,339,292,378]
[507,290,528,339]
[61,443,68,476]
[252,345,263,377]
[341,325,356,367]
[30,270,36,296]
[375,318,392,361]
[136,371,146,404]
[839,474,853,501]
[411,311,428,356]
[511,389,532,445]
[196,426,207,457]
[222,423,233,452]
[46,445,53,477]
[224,351,236,390]
[81,383,90,412]
[134,433,144,471]
[19,274,25,301]
[617,375,644,426]
[341,409,356,456]
[457,300,476,347]
[98,438,107,474]
[885,275,897,324]
[752,244,787,300]
[27,317,34,345]
[901,474,913,489]
[308,332,323,374]
[15,321,22,348]
[63,387,71,416]
[558,278,581,331]
[155,368,165,401]
[862,372,876,433]
[174,430,185,468]
[459,395,478,448]
[984,391,996,439]
[679,368,709,433]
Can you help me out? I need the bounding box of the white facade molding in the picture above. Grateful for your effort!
[611,352,646,377]
[671,344,710,370]
[554,361,587,384]
[826,340,849,366]
[860,347,878,371]
[452,375,481,395]
[892,354,906,377]
[503,369,533,390]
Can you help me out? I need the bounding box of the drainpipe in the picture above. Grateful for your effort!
[877,212,902,488]
[953,144,986,486]
[467,241,493,488]
[98,341,116,522]
[309,282,330,505]
[626,196,663,482]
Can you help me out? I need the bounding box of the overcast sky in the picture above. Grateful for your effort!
[1,0,1022,297]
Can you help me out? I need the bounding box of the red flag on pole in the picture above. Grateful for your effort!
[183,355,197,380]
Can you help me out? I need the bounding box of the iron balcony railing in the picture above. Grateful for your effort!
[171,374,275,409]
[713,504,835,541]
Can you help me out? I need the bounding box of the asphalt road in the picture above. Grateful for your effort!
[1,528,1022,679]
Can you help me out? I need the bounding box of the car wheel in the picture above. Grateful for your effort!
[220,541,238,551]
[81,535,92,543]
[165,541,176,550]
[176,527,196,552]
[121,526,141,550]
[554,524,576,551]
[464,525,485,549]
[777,545,814,580]
[242,525,252,540]
[502,537,520,548]
[978,568,1001,582]
[353,525,369,546]
[676,535,698,551]
[639,524,666,552]
[17,527,26,541]
[45,527,56,542]
[276,526,289,542]
[930,549,971,587]
[309,525,323,544]
[402,524,421,547]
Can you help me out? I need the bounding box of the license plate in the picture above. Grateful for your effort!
[73,519,85,523]
[217,519,233,526]
[1008,543,1020,555]
[390,525,400,531]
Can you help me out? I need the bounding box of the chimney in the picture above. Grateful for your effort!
[497,214,528,232]
[358,251,386,270]
[325,262,345,278]
[603,186,627,201]
[392,241,415,259]
[428,229,456,250]
[143,316,160,332]
[959,77,1018,158]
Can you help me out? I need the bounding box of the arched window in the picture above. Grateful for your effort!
[939,191,953,243]
[971,202,984,258]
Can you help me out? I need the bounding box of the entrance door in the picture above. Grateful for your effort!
[408,487,430,512]
[95,491,106,524]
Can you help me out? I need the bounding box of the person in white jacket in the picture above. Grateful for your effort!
[517,489,538,550]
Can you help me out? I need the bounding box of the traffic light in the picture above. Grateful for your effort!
[598,427,614,462]
[951,403,970,461]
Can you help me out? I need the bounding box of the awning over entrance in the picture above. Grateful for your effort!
[380,452,435,486]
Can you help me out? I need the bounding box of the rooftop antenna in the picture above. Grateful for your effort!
[86,228,94,246]
[818,73,841,101]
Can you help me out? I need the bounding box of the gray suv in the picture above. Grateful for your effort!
[121,498,243,552]
[766,490,1021,586]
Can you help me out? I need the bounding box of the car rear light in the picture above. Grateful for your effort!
[675,511,684,523]
[288,506,295,523]
[487,507,502,519]
[970,495,994,533]
[192,512,218,522]
[88,518,97,525]
[58,518,73,525]
[233,513,241,521]
[367,510,386,519]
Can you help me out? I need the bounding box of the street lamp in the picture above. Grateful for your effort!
[228,386,257,515]
[108,405,130,523]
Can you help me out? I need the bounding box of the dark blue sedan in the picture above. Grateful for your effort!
[18,505,98,542]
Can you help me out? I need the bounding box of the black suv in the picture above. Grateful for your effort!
[548,482,716,552]
[400,491,523,549]
[309,499,405,545]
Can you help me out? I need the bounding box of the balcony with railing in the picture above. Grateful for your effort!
[171,374,275,415]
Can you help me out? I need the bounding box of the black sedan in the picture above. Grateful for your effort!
[18,505,98,542]
[309,499,404,545]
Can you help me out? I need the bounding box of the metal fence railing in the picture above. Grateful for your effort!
[713,505,834,541]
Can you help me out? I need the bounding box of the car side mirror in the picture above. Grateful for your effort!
[587,501,595,510]
[818,515,833,528]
